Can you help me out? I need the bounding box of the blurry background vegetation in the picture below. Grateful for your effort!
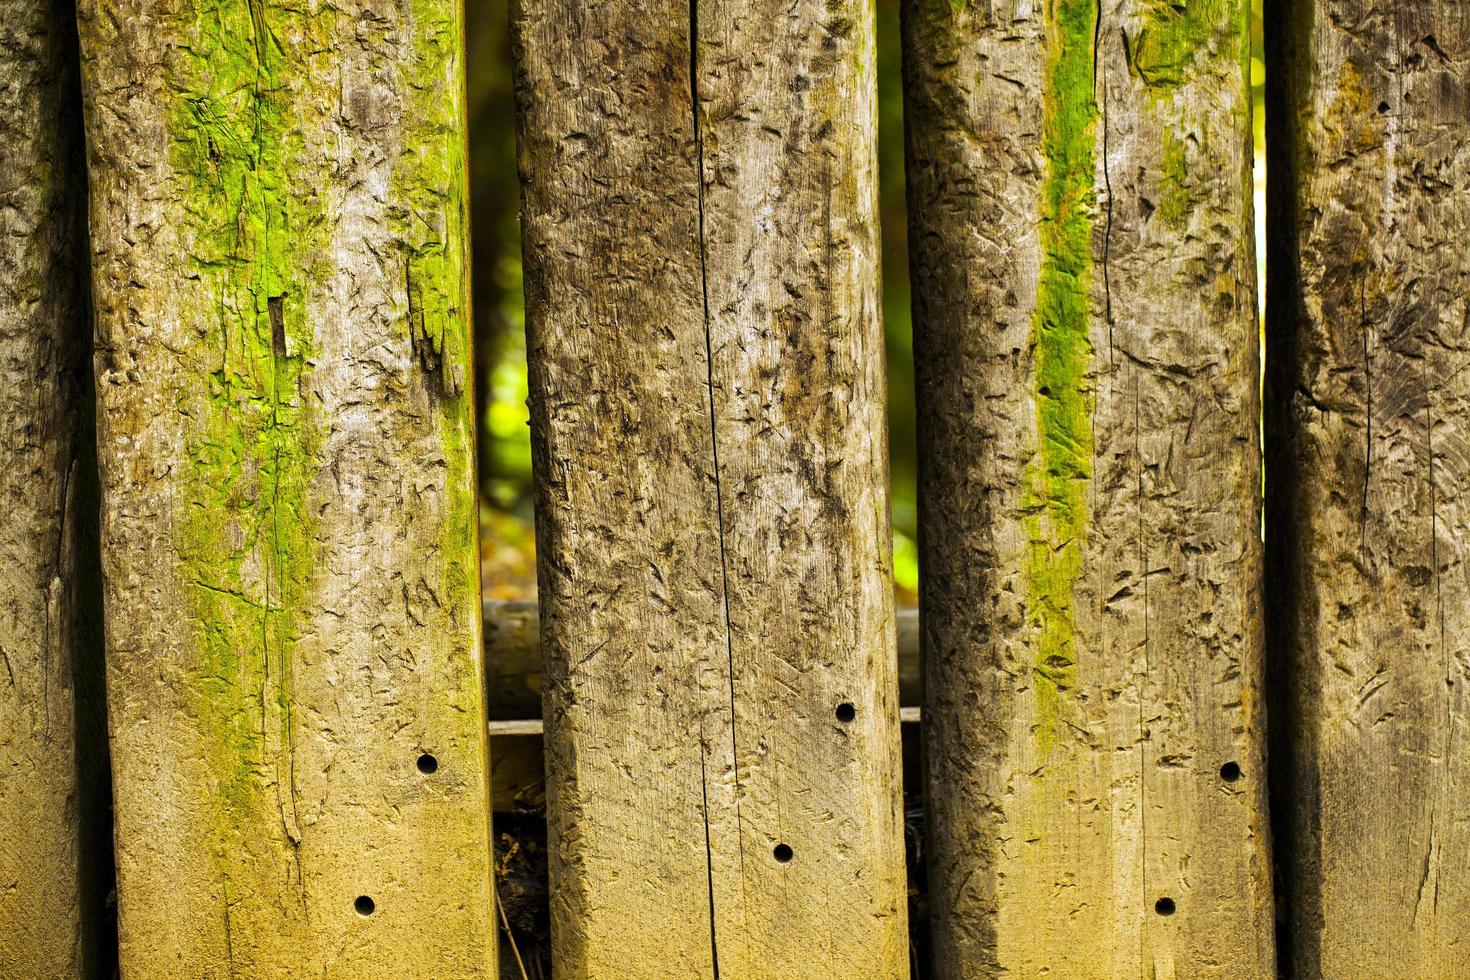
[467,1,1268,604]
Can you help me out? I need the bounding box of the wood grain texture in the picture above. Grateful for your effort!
[76,1,497,975]
[482,600,923,718]
[904,0,1274,975]
[513,0,908,973]
[0,2,112,976]
[1266,2,1470,976]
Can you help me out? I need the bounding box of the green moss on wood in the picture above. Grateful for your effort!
[395,0,480,641]
[1024,0,1098,756]
[1159,128,1191,225]
[1128,0,1232,89]
[1129,3,1245,236]
[167,0,328,846]
[166,0,481,844]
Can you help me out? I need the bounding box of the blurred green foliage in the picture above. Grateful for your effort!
[466,0,1266,600]
[466,2,530,510]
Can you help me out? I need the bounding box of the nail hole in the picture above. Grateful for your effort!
[416,753,439,775]
[1155,897,1176,916]
[835,702,856,723]
[354,895,376,916]
[773,843,793,863]
[1220,761,1242,782]
[1378,101,1391,114]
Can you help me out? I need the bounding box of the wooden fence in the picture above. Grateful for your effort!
[1,0,1466,977]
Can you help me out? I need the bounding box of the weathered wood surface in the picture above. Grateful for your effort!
[481,603,921,814]
[1267,3,1470,976]
[76,1,497,975]
[514,0,909,972]
[0,3,112,977]
[483,600,921,719]
[904,1,1274,975]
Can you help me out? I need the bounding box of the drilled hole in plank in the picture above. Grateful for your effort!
[417,753,439,775]
[355,895,376,917]
[1220,761,1242,782]
[1155,897,1176,916]
[773,843,793,863]
[835,702,856,723]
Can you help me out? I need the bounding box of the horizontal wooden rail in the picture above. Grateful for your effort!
[482,602,922,814]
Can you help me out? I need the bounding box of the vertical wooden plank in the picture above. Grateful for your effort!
[904,0,1274,975]
[513,0,908,972]
[1266,2,1470,975]
[75,1,497,975]
[695,0,907,968]
[0,2,112,976]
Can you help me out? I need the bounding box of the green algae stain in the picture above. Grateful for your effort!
[395,0,480,632]
[1128,0,1231,89]
[1158,128,1191,226]
[1126,2,1243,223]
[166,0,327,840]
[1024,0,1099,756]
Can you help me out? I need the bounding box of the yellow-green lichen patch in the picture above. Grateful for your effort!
[166,0,329,854]
[1024,0,1098,756]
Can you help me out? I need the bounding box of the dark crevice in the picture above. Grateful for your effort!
[688,3,736,975]
[249,1,304,895]
[1135,372,1150,968]
[1405,0,1450,936]
[1264,0,1324,971]
[1425,353,1447,925]
[56,0,119,971]
[269,295,287,358]
[699,748,720,980]
[1096,2,1115,366]
[1360,281,1371,541]
[223,886,237,972]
